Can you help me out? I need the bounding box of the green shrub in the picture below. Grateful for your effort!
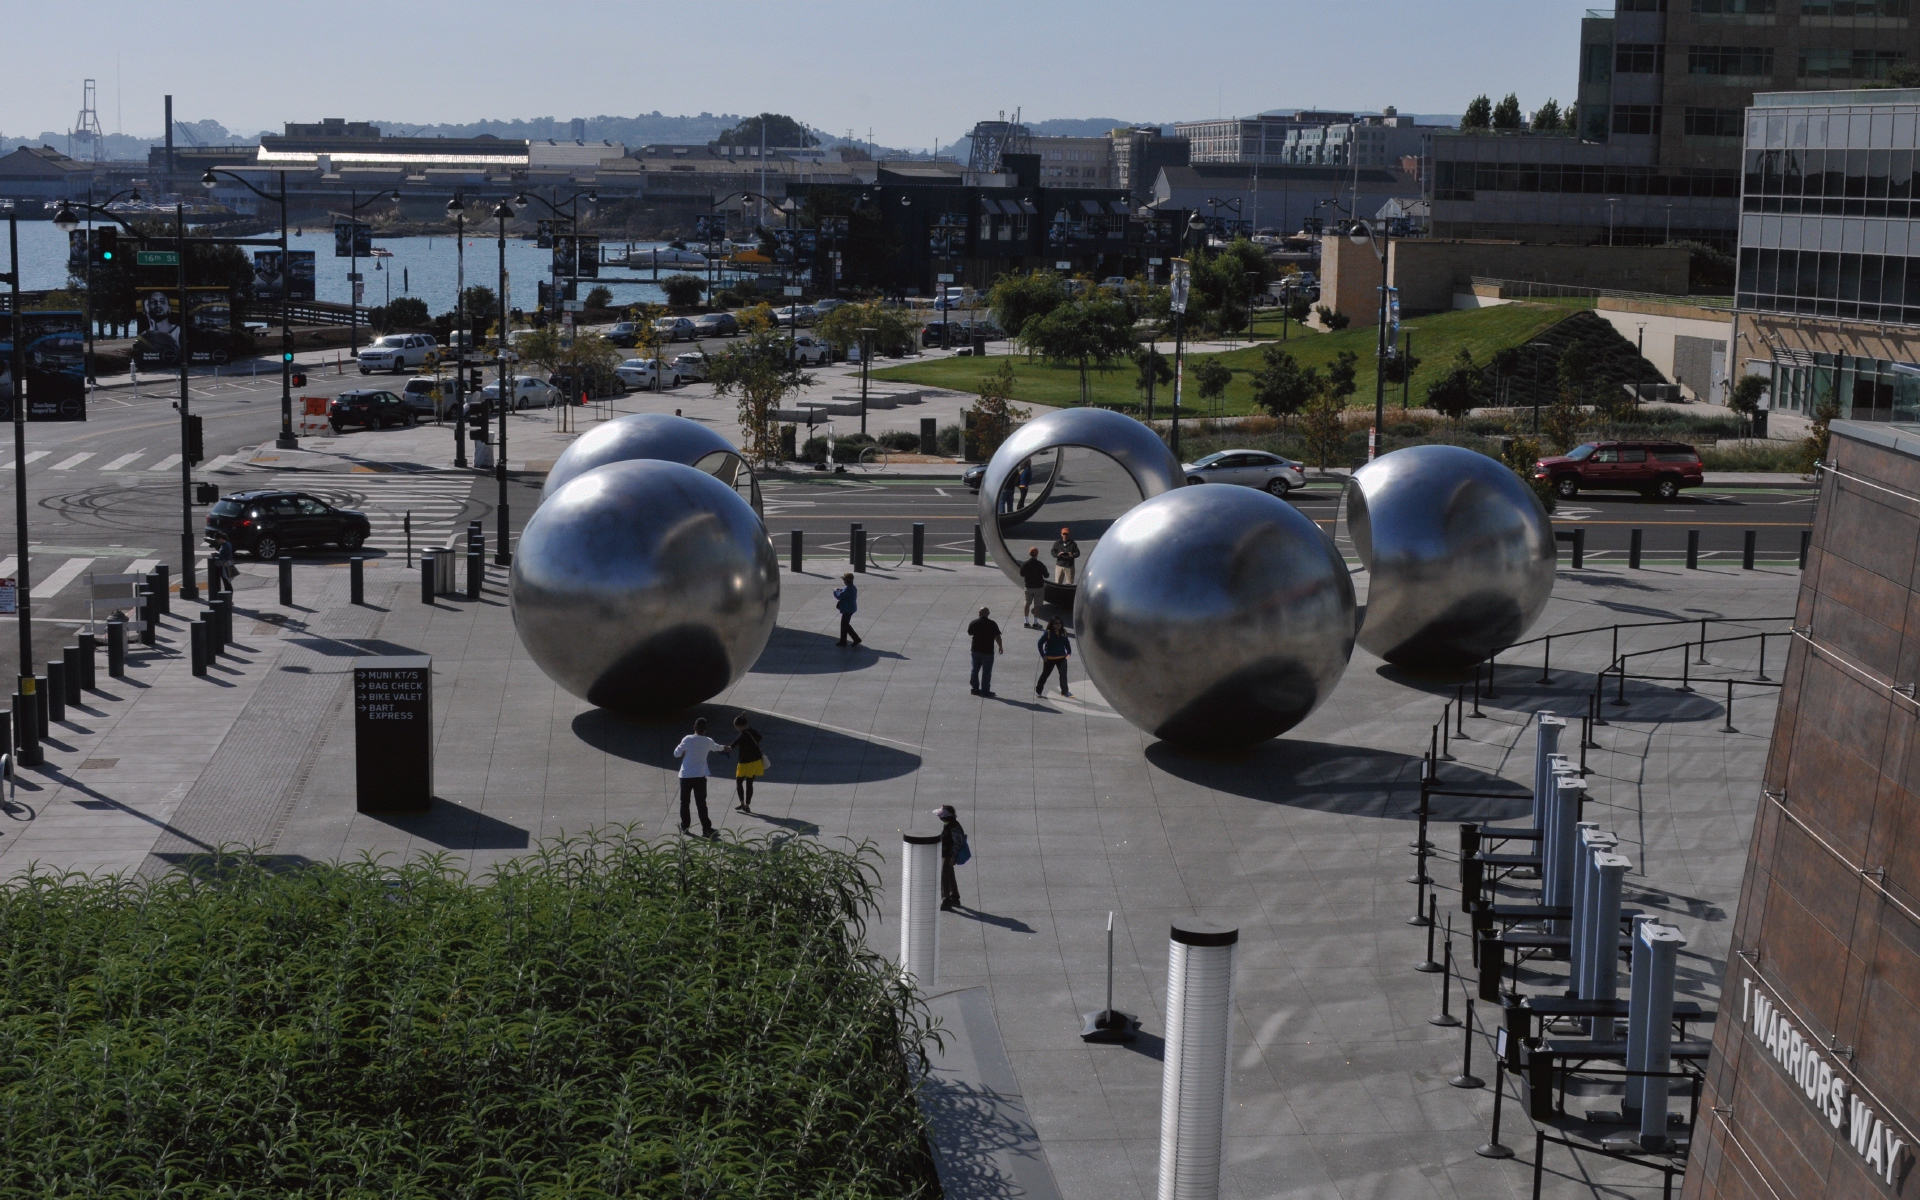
[0,835,938,1198]
[1699,440,1806,472]
[879,430,920,451]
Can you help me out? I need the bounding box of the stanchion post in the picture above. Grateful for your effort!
[1686,528,1699,570]
[1456,685,1466,736]
[466,547,481,599]
[790,529,803,574]
[1450,998,1484,1088]
[1476,1057,1514,1157]
[349,556,364,605]
[1416,895,1442,972]
[1722,680,1736,733]
[1472,664,1485,717]
[911,522,925,566]
[1539,636,1552,685]
[1572,527,1584,570]
[1429,936,1461,1026]
[973,523,986,567]
[1743,529,1756,570]
[1757,632,1769,681]
[278,555,293,607]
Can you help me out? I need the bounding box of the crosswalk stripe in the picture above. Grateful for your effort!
[49,453,95,471]
[128,559,160,575]
[101,452,144,471]
[149,454,182,472]
[203,453,238,472]
[0,452,50,470]
[32,558,95,598]
[0,558,15,579]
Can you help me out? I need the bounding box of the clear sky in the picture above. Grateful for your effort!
[2,0,1592,147]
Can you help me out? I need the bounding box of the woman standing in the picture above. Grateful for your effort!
[935,804,966,911]
[1035,617,1072,698]
[730,714,765,813]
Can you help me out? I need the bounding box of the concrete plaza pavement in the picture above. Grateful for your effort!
[0,542,1795,1198]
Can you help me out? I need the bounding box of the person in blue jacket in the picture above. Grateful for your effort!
[1035,616,1072,698]
[834,572,863,646]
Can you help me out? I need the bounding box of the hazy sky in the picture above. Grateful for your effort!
[4,0,1591,146]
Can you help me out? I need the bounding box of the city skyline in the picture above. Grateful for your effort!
[2,0,1590,151]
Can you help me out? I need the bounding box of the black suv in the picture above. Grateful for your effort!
[329,389,418,431]
[205,490,372,560]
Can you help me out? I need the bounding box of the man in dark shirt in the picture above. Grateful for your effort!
[1052,527,1081,584]
[967,606,1004,695]
[1018,547,1048,627]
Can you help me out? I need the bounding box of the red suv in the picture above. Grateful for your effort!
[1534,440,1704,500]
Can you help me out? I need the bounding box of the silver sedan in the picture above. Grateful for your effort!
[1182,450,1306,495]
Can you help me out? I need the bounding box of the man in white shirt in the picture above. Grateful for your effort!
[673,717,725,837]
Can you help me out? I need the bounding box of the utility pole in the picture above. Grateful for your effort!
[6,213,42,765]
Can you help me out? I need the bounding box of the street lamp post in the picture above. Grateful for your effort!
[203,168,297,449]
[61,186,139,387]
[344,188,401,354]
[3,213,42,765]
[448,194,468,469]
[1350,219,1393,461]
[1170,211,1207,460]
[514,188,597,328]
[1605,197,1621,247]
[859,326,876,437]
[1401,327,1417,410]
[493,199,514,567]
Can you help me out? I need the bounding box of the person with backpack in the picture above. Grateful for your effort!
[1018,547,1048,627]
[729,714,766,813]
[834,573,862,646]
[1035,617,1072,698]
[935,804,969,911]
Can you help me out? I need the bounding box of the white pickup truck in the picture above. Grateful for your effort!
[357,333,438,375]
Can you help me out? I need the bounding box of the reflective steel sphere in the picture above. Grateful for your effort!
[543,412,760,515]
[979,407,1183,589]
[512,459,780,714]
[1075,485,1356,746]
[1346,444,1556,670]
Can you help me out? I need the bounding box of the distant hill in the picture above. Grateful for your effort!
[1,119,261,159]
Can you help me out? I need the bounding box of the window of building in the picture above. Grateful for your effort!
[1617,43,1667,72]
[1800,47,1909,78]
[1685,107,1745,137]
[1688,45,1776,75]
[1613,105,1664,135]
[1692,0,1775,11]
[1582,43,1613,85]
[1802,0,1909,15]
[1619,0,1667,9]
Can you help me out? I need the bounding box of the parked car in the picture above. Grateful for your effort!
[399,376,450,418]
[693,312,739,338]
[477,375,562,411]
[443,330,479,357]
[547,363,626,400]
[774,304,817,327]
[205,490,371,560]
[1533,440,1704,500]
[653,316,697,342]
[963,463,986,491]
[921,319,1003,348]
[328,389,418,431]
[607,321,643,348]
[1182,450,1306,496]
[616,357,681,389]
[671,352,711,382]
[356,333,438,375]
[784,335,830,366]
[810,298,847,316]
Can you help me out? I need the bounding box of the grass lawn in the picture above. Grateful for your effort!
[871,303,1575,416]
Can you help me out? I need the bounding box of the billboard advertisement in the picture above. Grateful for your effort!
[0,311,88,421]
[133,288,233,368]
[333,221,373,258]
[553,236,600,280]
[253,250,316,302]
[536,220,556,250]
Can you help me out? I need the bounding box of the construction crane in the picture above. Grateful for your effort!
[68,79,105,162]
[966,108,1031,179]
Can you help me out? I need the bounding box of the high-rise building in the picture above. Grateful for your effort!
[1027,135,1116,189]
[1433,0,1920,248]
[1108,126,1190,204]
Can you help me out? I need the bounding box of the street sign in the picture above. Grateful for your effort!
[562,300,584,312]
[1149,258,1164,265]
[937,273,955,283]
[346,272,363,282]
[783,286,803,296]
[0,577,14,614]
[1055,261,1072,270]
[136,250,179,267]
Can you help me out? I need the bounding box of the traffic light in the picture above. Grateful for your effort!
[186,414,204,464]
[94,228,117,266]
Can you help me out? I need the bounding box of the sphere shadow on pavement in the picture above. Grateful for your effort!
[748,625,905,674]
[572,704,921,786]
[1143,738,1530,822]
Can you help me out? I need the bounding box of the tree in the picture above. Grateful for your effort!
[1531,99,1562,132]
[1461,95,1493,131]
[717,113,819,148]
[1863,63,1920,89]
[1300,385,1348,470]
[1728,373,1769,432]
[383,296,430,329]
[1132,345,1172,406]
[987,270,1068,342]
[1563,102,1579,132]
[456,285,499,337]
[965,361,1030,460]
[1799,382,1841,473]
[1492,93,1524,131]
[1544,393,1586,455]
[1188,239,1275,335]
[815,301,915,358]
[1500,435,1556,513]
[1314,305,1350,331]
[1249,344,1319,428]
[1325,350,1360,404]
[659,275,703,308]
[709,323,812,464]
[1426,348,1482,421]
[1191,358,1232,407]
[584,285,613,309]
[1020,293,1137,405]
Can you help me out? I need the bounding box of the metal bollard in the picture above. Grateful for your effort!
[45,663,65,724]
[466,548,482,599]
[34,675,49,738]
[154,564,171,616]
[1571,526,1584,569]
[1799,528,1811,570]
[912,521,925,566]
[349,556,365,605]
[1742,529,1756,570]
[136,590,156,646]
[420,554,437,605]
[77,632,95,690]
[789,529,803,574]
[190,621,209,677]
[61,646,82,705]
[1686,528,1699,569]
[468,520,484,557]
[107,620,126,677]
[851,523,866,573]
[279,555,294,606]
[207,599,226,654]
[1629,527,1642,569]
[974,523,986,566]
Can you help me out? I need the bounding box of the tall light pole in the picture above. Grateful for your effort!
[1170,211,1207,460]
[1605,197,1621,247]
[3,212,42,765]
[493,198,514,566]
[344,187,401,353]
[448,194,468,469]
[203,168,297,449]
[1350,219,1392,461]
[859,326,876,436]
[513,188,596,327]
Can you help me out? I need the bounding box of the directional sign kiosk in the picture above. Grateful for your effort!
[354,654,432,812]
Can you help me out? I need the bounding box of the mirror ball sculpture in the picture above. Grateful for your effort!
[543,412,761,515]
[1076,486,1357,746]
[511,459,780,714]
[1346,444,1556,670]
[978,407,1184,589]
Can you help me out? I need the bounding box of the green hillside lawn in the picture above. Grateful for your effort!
[870,303,1573,416]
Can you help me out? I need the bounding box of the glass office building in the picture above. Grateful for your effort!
[1738,89,1920,420]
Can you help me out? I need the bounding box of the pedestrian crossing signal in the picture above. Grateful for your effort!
[94,228,117,265]
[186,414,204,464]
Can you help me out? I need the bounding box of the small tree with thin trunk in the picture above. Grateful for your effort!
[710,324,812,466]
[965,361,1030,460]
[1461,95,1493,131]
[1191,358,1232,409]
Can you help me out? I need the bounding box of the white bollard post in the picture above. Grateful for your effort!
[1532,713,1565,834]
[1159,923,1238,1200]
[1587,852,1632,1028]
[1544,774,1585,930]
[900,833,943,985]
[1630,922,1686,1149]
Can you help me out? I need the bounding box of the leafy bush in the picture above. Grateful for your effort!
[1699,440,1806,472]
[1314,305,1350,331]
[661,274,705,308]
[0,835,938,1198]
[584,285,614,309]
[879,430,920,451]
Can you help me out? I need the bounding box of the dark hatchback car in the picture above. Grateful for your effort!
[329,389,418,431]
[205,490,371,560]
[1534,440,1705,500]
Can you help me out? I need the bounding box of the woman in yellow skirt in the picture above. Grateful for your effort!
[730,714,766,813]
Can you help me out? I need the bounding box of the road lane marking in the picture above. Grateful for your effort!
[49,453,95,471]
[100,452,145,471]
[0,452,50,470]
[148,454,183,471]
[32,558,96,598]
[203,454,238,472]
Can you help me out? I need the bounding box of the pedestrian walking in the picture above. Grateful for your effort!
[1035,617,1072,698]
[1019,547,1048,627]
[672,717,724,837]
[213,533,237,595]
[729,714,765,813]
[967,606,1004,695]
[1017,460,1032,508]
[1051,527,1080,585]
[935,804,969,911]
[834,573,863,646]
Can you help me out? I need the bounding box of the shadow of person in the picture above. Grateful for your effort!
[573,703,921,786]
[952,908,1036,934]
[1144,737,1528,822]
[749,625,905,675]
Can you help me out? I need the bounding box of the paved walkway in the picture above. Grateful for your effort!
[0,545,1795,1198]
